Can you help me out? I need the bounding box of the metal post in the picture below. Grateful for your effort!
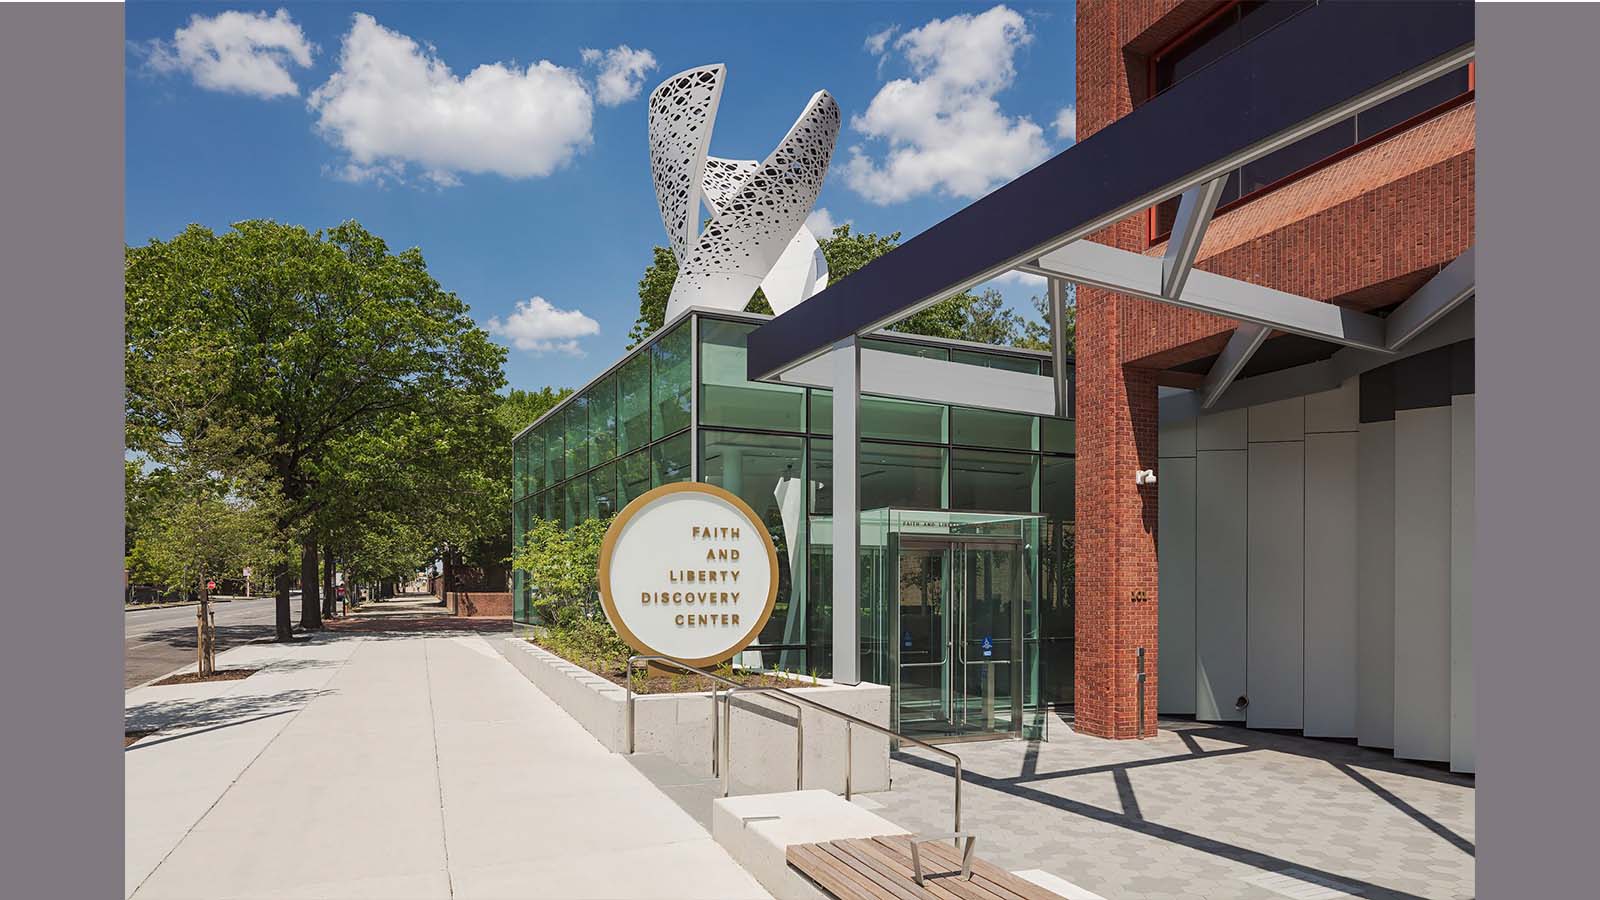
[796,707,805,791]
[625,662,635,754]
[722,691,732,798]
[844,722,852,800]
[832,336,861,685]
[1135,646,1147,739]
[1048,278,1072,419]
[983,660,995,731]
[710,687,719,776]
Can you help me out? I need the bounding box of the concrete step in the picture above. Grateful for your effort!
[625,752,767,829]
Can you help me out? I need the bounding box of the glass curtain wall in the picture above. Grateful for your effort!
[510,311,1075,695]
[510,317,695,624]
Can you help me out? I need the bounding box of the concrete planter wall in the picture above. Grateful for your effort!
[496,638,892,793]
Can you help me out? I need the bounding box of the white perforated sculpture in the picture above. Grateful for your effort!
[647,64,839,325]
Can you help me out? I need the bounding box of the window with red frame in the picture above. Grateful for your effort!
[1147,0,1474,242]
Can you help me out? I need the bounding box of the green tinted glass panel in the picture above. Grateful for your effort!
[699,430,806,647]
[527,431,546,494]
[1042,455,1075,521]
[862,396,946,443]
[589,375,618,464]
[808,440,946,514]
[951,449,1038,512]
[565,399,589,474]
[699,319,805,431]
[952,348,1043,375]
[544,420,564,483]
[863,337,948,361]
[590,461,619,519]
[619,448,652,503]
[512,439,526,500]
[951,407,1038,450]
[809,390,832,436]
[563,479,588,528]
[652,431,692,485]
[652,321,692,439]
[1042,417,1075,454]
[618,352,651,453]
[551,483,568,528]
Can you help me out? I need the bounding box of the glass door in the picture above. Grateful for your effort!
[896,539,1026,740]
[895,544,949,732]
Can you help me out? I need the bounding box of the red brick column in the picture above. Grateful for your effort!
[1074,282,1162,739]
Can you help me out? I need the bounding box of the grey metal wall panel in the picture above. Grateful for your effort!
[1357,420,1396,748]
[1248,396,1306,443]
[1158,456,1198,715]
[1394,405,1453,762]
[1247,440,1305,729]
[1304,431,1360,737]
[1451,395,1475,773]
[1305,377,1359,434]
[1197,408,1248,451]
[1161,418,1196,458]
[1196,449,1248,720]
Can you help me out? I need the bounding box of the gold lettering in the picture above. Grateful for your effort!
[642,592,651,604]
[732,614,740,625]
[730,548,740,561]
[675,614,685,625]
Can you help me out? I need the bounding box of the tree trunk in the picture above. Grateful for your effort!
[299,536,323,630]
[274,562,294,642]
[321,544,337,619]
[196,581,213,676]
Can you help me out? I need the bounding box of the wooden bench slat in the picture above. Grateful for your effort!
[893,837,1062,900]
[787,835,1068,900]
[850,838,1015,900]
[788,843,884,900]
[814,840,943,900]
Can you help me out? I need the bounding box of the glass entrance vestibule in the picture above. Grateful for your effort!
[818,509,1045,741]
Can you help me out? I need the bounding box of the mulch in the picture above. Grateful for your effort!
[125,730,156,748]
[152,667,260,687]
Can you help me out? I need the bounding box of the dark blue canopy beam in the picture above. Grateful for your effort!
[747,0,1474,382]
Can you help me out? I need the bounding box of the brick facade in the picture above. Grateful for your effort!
[1072,0,1474,737]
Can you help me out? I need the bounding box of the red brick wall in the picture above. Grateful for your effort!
[1072,0,1474,738]
[455,591,512,618]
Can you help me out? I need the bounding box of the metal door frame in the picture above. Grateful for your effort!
[894,534,1026,742]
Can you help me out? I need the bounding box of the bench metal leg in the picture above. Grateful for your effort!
[909,833,977,886]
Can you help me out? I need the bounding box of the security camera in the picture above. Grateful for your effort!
[1135,469,1157,485]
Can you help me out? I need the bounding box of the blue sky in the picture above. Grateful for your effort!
[126,2,1078,393]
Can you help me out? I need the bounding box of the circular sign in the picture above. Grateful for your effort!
[598,482,779,666]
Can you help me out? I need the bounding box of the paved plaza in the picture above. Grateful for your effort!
[864,715,1475,900]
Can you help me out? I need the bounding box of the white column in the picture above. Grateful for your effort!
[831,337,861,684]
[1450,394,1475,773]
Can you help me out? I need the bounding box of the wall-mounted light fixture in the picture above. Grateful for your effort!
[1135,469,1157,486]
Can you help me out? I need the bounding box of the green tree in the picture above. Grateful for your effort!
[125,334,285,672]
[1015,284,1077,355]
[497,386,574,435]
[126,220,507,641]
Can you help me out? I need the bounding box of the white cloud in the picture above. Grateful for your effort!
[486,297,601,355]
[581,45,658,107]
[307,14,594,185]
[144,8,314,99]
[988,270,1045,289]
[1053,104,1076,143]
[864,26,898,57]
[805,207,847,237]
[842,5,1050,205]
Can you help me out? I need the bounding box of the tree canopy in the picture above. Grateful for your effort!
[126,219,508,638]
[623,222,1067,351]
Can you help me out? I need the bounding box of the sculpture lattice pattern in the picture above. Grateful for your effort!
[647,63,840,323]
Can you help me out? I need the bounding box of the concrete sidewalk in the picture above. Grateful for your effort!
[125,622,771,899]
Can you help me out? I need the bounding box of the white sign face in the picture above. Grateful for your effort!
[598,482,779,666]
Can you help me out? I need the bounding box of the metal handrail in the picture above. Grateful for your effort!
[624,655,804,776]
[623,654,964,839]
[720,685,804,795]
[723,685,964,839]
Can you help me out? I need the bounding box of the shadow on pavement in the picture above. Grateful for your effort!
[125,687,332,733]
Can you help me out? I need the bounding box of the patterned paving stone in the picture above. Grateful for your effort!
[864,717,1474,900]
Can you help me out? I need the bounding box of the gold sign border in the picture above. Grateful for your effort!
[597,481,780,667]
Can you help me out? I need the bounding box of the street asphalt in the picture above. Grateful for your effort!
[123,596,281,688]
